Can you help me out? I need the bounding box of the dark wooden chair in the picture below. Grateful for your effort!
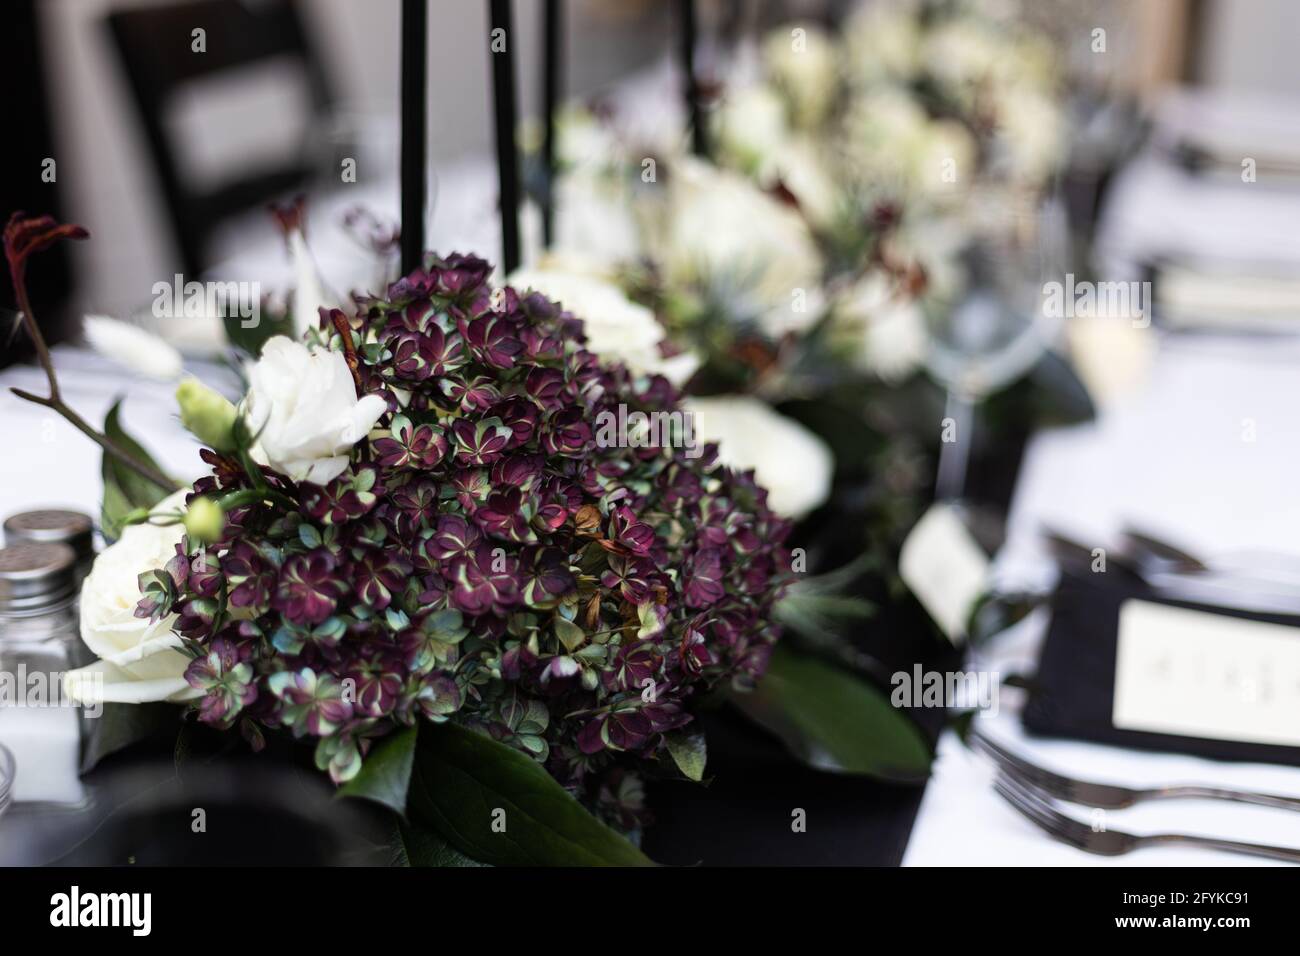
[105,0,331,275]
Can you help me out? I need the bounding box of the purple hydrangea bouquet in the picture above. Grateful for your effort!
[7,211,930,865]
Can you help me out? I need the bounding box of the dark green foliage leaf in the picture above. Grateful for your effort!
[222,308,294,358]
[664,729,707,782]
[409,722,653,866]
[338,724,417,816]
[389,819,487,867]
[777,592,875,640]
[101,399,172,539]
[734,644,932,783]
[81,701,180,774]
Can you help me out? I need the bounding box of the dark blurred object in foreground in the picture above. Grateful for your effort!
[34,758,386,866]
[0,0,75,368]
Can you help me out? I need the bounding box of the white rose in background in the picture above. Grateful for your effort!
[840,89,978,203]
[714,85,792,173]
[921,17,1002,109]
[987,32,1058,99]
[831,269,929,383]
[65,489,200,705]
[555,105,622,175]
[509,266,699,385]
[242,337,387,485]
[664,159,825,339]
[910,119,978,198]
[713,87,839,229]
[992,88,1066,186]
[839,87,929,185]
[764,136,842,231]
[82,315,183,381]
[761,22,839,129]
[884,214,970,305]
[843,2,921,85]
[685,395,833,519]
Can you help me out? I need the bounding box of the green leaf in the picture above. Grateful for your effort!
[553,616,585,652]
[337,724,418,816]
[664,729,707,782]
[101,399,172,539]
[223,307,294,358]
[409,722,654,866]
[734,644,932,783]
[389,820,487,867]
[81,702,179,774]
[777,593,875,634]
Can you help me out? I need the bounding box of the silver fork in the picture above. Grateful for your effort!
[971,729,1300,811]
[993,772,1300,863]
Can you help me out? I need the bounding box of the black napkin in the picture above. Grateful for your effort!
[1023,568,1300,766]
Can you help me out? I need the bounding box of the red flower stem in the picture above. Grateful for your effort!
[329,309,363,397]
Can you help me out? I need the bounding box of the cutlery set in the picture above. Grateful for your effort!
[973,729,1300,862]
[1043,525,1300,615]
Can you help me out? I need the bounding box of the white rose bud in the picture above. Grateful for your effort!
[83,314,183,381]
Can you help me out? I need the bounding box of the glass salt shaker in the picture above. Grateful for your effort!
[0,541,88,806]
[3,509,96,584]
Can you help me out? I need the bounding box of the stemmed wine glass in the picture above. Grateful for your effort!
[922,188,1069,500]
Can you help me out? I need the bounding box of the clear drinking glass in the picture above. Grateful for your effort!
[923,189,1069,499]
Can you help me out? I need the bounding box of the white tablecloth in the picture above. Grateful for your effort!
[0,348,228,517]
[904,332,1300,865]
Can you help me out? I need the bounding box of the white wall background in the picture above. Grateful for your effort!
[1198,0,1300,91]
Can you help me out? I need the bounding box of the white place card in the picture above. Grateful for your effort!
[899,504,989,645]
[1113,599,1300,747]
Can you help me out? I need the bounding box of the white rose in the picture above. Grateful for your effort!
[664,159,825,338]
[844,2,922,85]
[685,395,833,519]
[243,337,388,485]
[910,119,978,198]
[714,84,792,173]
[556,106,621,174]
[832,269,929,383]
[508,266,699,385]
[64,490,201,705]
[992,88,1065,186]
[840,87,930,186]
[762,136,842,230]
[922,17,1002,107]
[761,22,839,128]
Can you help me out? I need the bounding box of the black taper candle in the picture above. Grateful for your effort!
[400,0,428,275]
[490,0,521,274]
[541,0,563,248]
[679,0,706,157]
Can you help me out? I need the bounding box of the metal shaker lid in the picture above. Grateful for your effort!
[3,509,94,564]
[0,541,77,614]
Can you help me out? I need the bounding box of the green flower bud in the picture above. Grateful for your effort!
[183,496,225,545]
[176,377,237,453]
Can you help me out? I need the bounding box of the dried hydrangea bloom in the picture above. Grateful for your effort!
[153,252,792,825]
